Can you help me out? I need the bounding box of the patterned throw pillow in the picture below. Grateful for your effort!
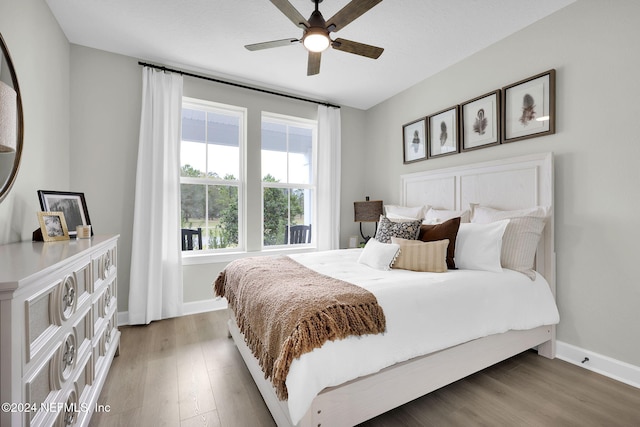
[374,215,422,243]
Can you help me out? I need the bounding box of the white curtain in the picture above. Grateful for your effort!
[128,67,184,325]
[316,105,342,250]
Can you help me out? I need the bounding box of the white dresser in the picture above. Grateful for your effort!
[0,235,120,427]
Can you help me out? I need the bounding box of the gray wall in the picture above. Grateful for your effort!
[363,0,640,367]
[69,45,141,313]
[0,0,70,243]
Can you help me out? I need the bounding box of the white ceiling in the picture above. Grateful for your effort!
[46,0,575,110]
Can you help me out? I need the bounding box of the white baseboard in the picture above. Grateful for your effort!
[117,298,228,326]
[182,298,228,315]
[118,311,129,326]
[556,340,640,389]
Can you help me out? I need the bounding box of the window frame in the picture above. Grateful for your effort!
[261,112,318,249]
[180,97,246,255]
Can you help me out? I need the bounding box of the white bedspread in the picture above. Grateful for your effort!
[282,249,560,424]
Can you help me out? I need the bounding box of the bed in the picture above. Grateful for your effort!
[219,152,558,427]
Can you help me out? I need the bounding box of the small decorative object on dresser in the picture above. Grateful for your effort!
[0,235,120,427]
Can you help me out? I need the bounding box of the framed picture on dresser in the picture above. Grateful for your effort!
[37,190,93,238]
[37,211,70,241]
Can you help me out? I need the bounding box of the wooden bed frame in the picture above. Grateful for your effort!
[228,152,556,427]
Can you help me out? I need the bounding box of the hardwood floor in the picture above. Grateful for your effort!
[90,310,640,427]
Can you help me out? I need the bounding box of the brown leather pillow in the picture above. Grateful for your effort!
[419,216,461,269]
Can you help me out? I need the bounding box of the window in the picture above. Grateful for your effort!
[261,113,316,247]
[180,98,245,252]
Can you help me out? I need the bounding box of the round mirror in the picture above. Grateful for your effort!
[0,32,24,203]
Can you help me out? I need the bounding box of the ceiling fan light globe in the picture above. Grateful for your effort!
[303,32,330,52]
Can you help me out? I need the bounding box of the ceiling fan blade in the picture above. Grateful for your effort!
[332,38,383,59]
[326,0,383,32]
[307,51,321,76]
[269,0,309,28]
[245,38,299,51]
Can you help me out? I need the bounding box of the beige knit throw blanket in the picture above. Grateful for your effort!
[214,255,386,400]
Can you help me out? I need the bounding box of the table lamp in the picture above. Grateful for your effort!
[354,197,383,242]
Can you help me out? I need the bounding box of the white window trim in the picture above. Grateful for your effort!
[181,97,247,257]
[261,111,318,250]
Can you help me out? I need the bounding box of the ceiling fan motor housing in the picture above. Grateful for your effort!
[303,9,330,52]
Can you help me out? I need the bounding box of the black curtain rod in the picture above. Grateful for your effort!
[138,61,340,109]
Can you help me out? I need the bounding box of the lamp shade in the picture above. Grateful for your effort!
[0,80,17,153]
[354,199,383,222]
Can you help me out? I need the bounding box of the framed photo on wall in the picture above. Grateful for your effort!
[427,106,459,158]
[460,90,501,151]
[37,190,93,238]
[37,211,70,242]
[502,69,556,143]
[402,118,427,164]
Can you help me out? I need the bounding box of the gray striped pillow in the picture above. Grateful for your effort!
[391,237,449,273]
[470,205,549,280]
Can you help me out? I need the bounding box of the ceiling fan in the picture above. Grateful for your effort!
[245,0,384,76]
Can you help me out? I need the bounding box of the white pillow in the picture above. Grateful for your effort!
[357,238,400,271]
[470,204,549,279]
[385,204,429,220]
[470,204,549,223]
[425,208,470,224]
[454,220,509,272]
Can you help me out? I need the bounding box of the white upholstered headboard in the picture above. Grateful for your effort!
[400,152,555,294]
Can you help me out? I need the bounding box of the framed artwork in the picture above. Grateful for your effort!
[37,211,70,242]
[402,118,427,164]
[427,106,459,158]
[502,69,555,143]
[460,90,501,151]
[37,190,93,238]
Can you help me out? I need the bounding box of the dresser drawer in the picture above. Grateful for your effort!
[94,309,118,379]
[92,277,116,338]
[26,258,91,364]
[24,343,61,425]
[91,244,116,292]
